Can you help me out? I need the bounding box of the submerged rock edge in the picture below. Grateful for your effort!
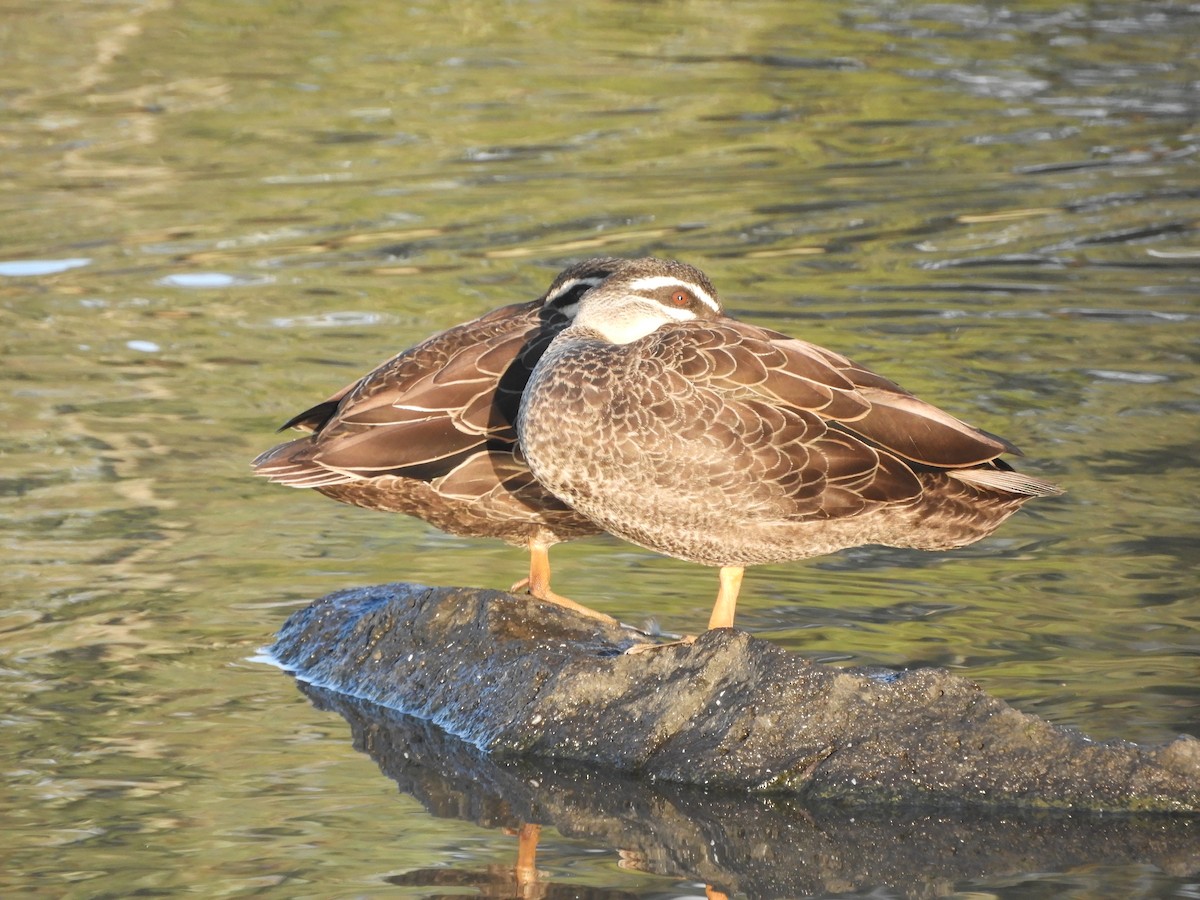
[268,582,1200,812]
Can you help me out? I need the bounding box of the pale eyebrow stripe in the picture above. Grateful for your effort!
[546,275,606,302]
[625,275,720,313]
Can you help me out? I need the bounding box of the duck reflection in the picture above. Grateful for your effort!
[383,821,628,900]
[295,681,1198,898]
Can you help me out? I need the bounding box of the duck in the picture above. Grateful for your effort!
[517,257,1062,631]
[252,257,628,622]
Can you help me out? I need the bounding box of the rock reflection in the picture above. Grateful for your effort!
[296,682,1198,899]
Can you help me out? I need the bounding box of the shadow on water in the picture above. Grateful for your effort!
[296,681,1199,899]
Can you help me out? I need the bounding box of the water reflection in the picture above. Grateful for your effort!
[2,0,1198,894]
[297,681,1199,898]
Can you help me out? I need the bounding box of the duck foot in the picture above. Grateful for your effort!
[509,578,620,627]
[624,634,697,655]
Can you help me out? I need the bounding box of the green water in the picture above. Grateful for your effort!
[1,0,1197,896]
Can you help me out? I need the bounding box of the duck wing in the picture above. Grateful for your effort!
[253,300,553,485]
[679,320,1018,467]
[639,319,1046,520]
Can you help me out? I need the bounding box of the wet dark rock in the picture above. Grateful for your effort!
[298,683,1200,897]
[269,582,1200,812]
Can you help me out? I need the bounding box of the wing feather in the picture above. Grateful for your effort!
[624,318,1033,522]
[253,302,548,486]
[652,321,1018,469]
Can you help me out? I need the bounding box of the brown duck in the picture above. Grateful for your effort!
[517,257,1062,631]
[252,258,627,620]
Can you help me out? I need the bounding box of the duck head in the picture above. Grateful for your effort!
[570,257,722,344]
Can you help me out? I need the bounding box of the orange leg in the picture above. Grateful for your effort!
[707,566,744,630]
[511,540,617,625]
[514,822,540,889]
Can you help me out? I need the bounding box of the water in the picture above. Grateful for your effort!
[1,0,1197,896]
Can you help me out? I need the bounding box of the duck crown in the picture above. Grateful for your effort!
[571,257,722,345]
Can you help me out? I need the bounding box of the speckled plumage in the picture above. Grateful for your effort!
[518,258,1061,628]
[252,258,627,608]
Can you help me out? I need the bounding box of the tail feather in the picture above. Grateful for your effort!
[251,440,356,488]
[949,466,1062,497]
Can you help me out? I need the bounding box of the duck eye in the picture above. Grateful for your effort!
[671,291,690,306]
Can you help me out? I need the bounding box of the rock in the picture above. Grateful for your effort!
[268,582,1200,811]
[298,683,1200,897]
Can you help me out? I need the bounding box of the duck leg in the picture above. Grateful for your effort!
[707,566,744,630]
[511,539,617,625]
[514,822,540,890]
